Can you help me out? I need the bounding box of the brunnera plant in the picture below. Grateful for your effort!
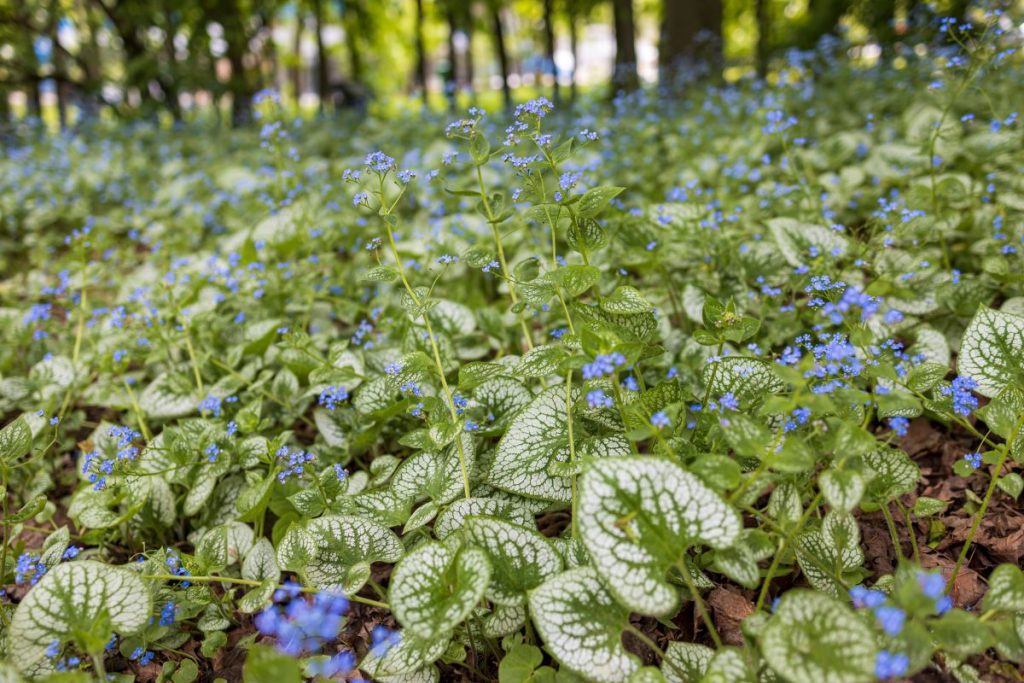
[2,10,1024,683]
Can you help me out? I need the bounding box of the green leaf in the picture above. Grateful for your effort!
[703,358,785,404]
[528,567,640,683]
[242,644,304,683]
[138,372,195,419]
[487,386,577,502]
[958,305,1024,398]
[819,470,865,513]
[0,416,32,463]
[360,634,449,680]
[998,472,1024,499]
[578,456,741,615]
[551,265,601,298]
[912,496,947,516]
[362,265,400,282]
[434,497,537,539]
[906,362,948,392]
[767,218,848,266]
[795,512,865,598]
[390,541,491,640]
[277,515,402,593]
[600,287,652,315]
[662,642,713,683]
[499,643,544,683]
[863,447,920,502]
[516,346,569,379]
[760,590,877,683]
[469,133,490,165]
[464,515,563,605]
[576,186,624,219]
[10,561,152,675]
[930,609,992,657]
[242,538,279,582]
[983,564,1024,613]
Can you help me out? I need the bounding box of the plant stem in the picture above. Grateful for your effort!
[880,502,904,561]
[894,499,920,564]
[677,555,723,648]
[565,370,578,537]
[756,491,823,611]
[380,192,471,499]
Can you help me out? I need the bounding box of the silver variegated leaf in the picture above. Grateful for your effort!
[579,456,741,616]
[529,567,640,683]
[10,561,152,675]
[463,515,562,605]
[276,515,402,593]
[760,590,876,683]
[959,305,1024,398]
[390,542,490,640]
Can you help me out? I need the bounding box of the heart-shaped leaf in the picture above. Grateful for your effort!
[759,590,876,683]
[959,305,1024,398]
[529,567,640,683]
[276,515,402,592]
[579,456,741,615]
[10,561,152,675]
[390,541,491,640]
[463,515,562,605]
[983,564,1024,613]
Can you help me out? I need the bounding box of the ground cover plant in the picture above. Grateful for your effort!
[2,11,1024,683]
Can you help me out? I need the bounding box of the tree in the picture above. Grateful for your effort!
[659,0,722,89]
[610,0,638,92]
[541,0,558,102]
[312,0,329,111]
[488,0,512,110]
[414,0,429,107]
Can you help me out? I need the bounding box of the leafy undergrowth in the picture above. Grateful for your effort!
[3,15,1024,683]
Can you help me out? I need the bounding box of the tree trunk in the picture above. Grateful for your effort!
[291,13,303,101]
[463,3,475,97]
[490,2,512,110]
[414,0,429,107]
[542,0,559,102]
[611,0,638,92]
[314,0,329,112]
[659,0,722,89]
[756,0,770,77]
[568,2,578,103]
[49,1,67,129]
[446,6,458,110]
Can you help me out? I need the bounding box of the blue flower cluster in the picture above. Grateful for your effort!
[318,385,349,411]
[940,376,978,417]
[15,552,46,585]
[276,445,315,482]
[582,352,626,380]
[254,583,350,658]
[586,389,614,409]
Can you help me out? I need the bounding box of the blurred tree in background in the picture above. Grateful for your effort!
[0,0,1007,128]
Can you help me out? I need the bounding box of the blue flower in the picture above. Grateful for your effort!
[256,588,350,657]
[159,601,176,626]
[198,394,223,417]
[318,386,349,411]
[370,625,402,657]
[888,416,909,437]
[586,389,614,409]
[874,606,905,636]
[650,411,671,429]
[849,585,886,609]
[964,452,982,470]
[875,650,909,679]
[581,353,626,380]
[940,376,978,417]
